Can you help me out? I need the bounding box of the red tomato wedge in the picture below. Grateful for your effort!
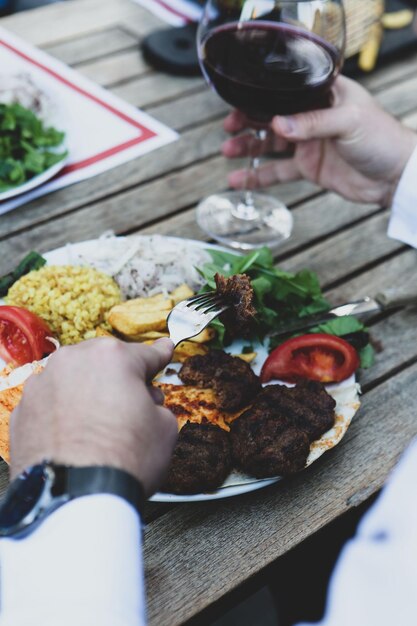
[0,306,56,366]
[261,333,360,384]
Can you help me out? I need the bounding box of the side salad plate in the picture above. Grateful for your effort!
[0,73,68,201]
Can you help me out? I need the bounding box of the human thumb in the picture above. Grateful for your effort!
[272,106,353,142]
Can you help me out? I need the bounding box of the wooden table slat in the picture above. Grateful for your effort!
[44,26,139,66]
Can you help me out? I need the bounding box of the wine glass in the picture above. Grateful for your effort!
[196,0,346,250]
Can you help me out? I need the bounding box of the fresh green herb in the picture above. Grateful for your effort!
[0,251,46,297]
[0,103,67,191]
[199,247,375,368]
[199,247,329,344]
[357,343,375,369]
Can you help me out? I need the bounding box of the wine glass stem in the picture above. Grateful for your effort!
[231,128,267,221]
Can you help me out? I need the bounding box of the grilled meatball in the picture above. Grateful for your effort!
[231,405,310,477]
[255,383,335,442]
[162,422,232,495]
[214,273,256,335]
[231,381,336,478]
[179,350,261,411]
[290,380,336,439]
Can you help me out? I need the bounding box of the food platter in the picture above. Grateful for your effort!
[0,235,361,502]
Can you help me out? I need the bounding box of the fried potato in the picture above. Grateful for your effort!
[234,352,257,364]
[191,327,216,343]
[120,294,174,309]
[170,284,194,304]
[95,327,115,338]
[172,341,209,363]
[108,286,216,346]
[108,297,172,335]
[132,331,169,341]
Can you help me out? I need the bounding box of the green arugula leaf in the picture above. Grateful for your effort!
[0,103,66,191]
[198,248,374,371]
[312,316,366,336]
[358,343,375,369]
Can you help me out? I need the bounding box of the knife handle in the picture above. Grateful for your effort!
[375,287,417,309]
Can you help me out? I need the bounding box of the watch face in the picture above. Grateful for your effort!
[0,464,49,533]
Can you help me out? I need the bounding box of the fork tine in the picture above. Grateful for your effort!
[186,295,221,311]
[193,297,224,312]
[185,291,217,306]
[199,301,226,314]
[167,290,230,346]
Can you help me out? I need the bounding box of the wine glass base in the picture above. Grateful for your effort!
[196,190,293,250]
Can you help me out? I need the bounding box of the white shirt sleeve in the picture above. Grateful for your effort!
[297,437,417,626]
[0,495,146,626]
[388,144,417,248]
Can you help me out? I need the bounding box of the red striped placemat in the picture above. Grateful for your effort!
[0,27,178,215]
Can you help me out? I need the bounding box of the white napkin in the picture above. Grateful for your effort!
[0,27,178,216]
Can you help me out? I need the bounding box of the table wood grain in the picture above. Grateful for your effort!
[1,1,417,623]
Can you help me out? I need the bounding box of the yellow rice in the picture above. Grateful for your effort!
[7,265,121,345]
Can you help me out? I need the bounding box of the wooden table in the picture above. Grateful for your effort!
[1,1,417,624]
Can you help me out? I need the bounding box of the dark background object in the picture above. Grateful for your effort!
[142,0,417,77]
[142,23,200,76]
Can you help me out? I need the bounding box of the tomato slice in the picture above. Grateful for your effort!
[0,306,56,366]
[261,333,360,384]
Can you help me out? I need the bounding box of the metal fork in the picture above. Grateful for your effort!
[167,291,229,346]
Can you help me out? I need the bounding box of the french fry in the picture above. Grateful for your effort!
[233,352,257,364]
[108,294,173,335]
[172,341,209,363]
[120,294,174,309]
[382,9,413,29]
[95,327,115,338]
[191,327,216,343]
[170,284,194,304]
[108,306,170,335]
[132,331,170,341]
[358,22,383,72]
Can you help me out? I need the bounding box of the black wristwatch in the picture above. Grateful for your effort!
[0,461,146,538]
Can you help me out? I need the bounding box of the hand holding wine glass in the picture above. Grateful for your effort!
[197,0,345,249]
[223,75,417,207]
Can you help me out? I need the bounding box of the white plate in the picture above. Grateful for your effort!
[0,157,68,201]
[0,235,361,502]
[0,73,68,201]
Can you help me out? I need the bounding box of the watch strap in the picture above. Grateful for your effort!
[51,465,146,519]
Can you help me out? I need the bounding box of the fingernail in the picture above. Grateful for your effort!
[148,385,165,405]
[275,116,296,135]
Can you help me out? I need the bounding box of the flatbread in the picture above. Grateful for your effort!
[156,383,247,432]
[0,361,46,463]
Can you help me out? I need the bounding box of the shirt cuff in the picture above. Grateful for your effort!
[0,495,145,626]
[388,144,417,248]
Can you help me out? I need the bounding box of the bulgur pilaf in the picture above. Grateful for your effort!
[7,265,121,345]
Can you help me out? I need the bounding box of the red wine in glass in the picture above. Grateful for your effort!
[200,21,340,122]
[195,0,345,250]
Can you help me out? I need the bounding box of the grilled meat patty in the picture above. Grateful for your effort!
[254,382,335,442]
[179,350,261,411]
[162,422,232,495]
[231,407,310,477]
[231,382,336,477]
[214,273,256,335]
